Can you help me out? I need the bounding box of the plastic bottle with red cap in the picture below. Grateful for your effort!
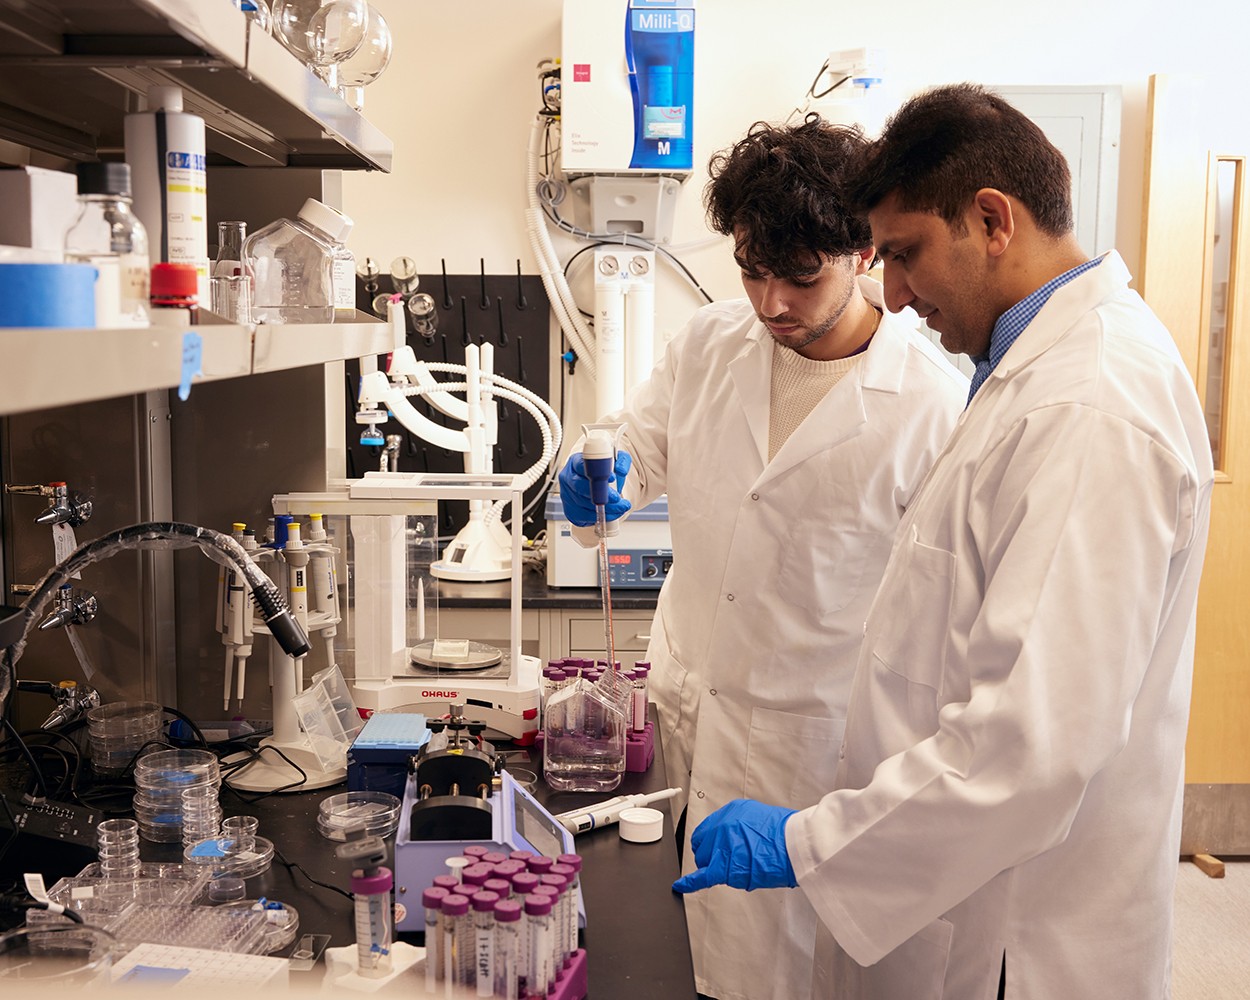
[149,262,199,327]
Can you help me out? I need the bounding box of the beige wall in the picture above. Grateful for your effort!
[343,0,1250,364]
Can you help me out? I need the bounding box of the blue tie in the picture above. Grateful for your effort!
[967,357,992,405]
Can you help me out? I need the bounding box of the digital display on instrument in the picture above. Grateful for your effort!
[608,554,632,565]
[512,787,564,860]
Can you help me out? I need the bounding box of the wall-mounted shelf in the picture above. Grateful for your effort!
[0,0,392,170]
[0,312,402,416]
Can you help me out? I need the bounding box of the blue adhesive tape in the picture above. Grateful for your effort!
[0,262,96,327]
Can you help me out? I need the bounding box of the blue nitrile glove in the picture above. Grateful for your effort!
[672,799,798,893]
[557,450,632,527]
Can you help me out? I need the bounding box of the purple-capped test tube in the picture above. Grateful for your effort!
[462,863,494,888]
[540,872,572,965]
[441,893,472,988]
[552,860,580,955]
[523,893,555,999]
[471,890,500,995]
[494,859,526,878]
[526,855,554,876]
[510,871,540,898]
[422,886,449,991]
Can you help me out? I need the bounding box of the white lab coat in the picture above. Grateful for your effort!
[585,277,967,1000]
[785,252,1215,1000]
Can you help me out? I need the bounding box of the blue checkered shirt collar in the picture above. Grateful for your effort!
[966,256,1104,405]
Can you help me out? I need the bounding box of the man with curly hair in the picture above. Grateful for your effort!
[557,116,967,999]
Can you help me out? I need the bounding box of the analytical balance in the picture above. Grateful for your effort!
[274,471,542,745]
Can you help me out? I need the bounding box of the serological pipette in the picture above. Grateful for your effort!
[581,430,619,671]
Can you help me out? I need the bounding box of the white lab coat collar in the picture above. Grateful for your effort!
[987,251,1127,385]
[727,275,912,477]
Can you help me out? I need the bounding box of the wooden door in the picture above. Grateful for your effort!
[1140,74,1250,853]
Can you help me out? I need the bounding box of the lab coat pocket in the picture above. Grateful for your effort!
[647,604,700,789]
[777,526,873,622]
[743,707,845,809]
[870,525,954,692]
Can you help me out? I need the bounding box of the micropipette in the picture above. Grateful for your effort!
[553,787,681,834]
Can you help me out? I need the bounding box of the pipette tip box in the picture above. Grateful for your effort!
[346,712,430,798]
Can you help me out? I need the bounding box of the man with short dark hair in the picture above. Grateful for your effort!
[674,84,1214,1000]
[557,116,967,999]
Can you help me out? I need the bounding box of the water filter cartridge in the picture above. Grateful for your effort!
[124,85,210,302]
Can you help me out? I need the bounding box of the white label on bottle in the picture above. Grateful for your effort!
[333,257,356,310]
[120,252,151,325]
[162,149,208,262]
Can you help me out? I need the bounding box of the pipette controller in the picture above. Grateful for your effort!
[581,430,617,539]
[554,787,681,834]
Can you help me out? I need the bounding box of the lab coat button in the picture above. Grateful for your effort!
[750,492,759,501]
[727,593,735,602]
[696,790,705,799]
[838,744,846,760]
[709,688,717,696]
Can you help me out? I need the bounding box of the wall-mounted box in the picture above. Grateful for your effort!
[562,0,695,174]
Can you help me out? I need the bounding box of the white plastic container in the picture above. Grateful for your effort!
[124,85,210,302]
[244,198,354,324]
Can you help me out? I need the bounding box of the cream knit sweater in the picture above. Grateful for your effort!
[768,345,862,460]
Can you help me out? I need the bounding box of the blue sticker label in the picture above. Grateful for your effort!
[179,331,203,401]
[166,151,207,171]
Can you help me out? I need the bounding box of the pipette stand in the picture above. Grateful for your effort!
[226,541,347,793]
[225,622,347,792]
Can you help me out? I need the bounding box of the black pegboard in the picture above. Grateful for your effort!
[345,262,555,542]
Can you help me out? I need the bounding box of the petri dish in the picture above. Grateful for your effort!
[0,924,118,983]
[218,900,301,953]
[182,835,275,879]
[315,790,401,841]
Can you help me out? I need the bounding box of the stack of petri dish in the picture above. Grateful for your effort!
[180,784,223,847]
[87,702,163,776]
[96,818,141,879]
[315,790,401,841]
[133,749,221,843]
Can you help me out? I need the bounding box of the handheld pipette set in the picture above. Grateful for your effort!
[216,514,342,712]
[553,787,681,835]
